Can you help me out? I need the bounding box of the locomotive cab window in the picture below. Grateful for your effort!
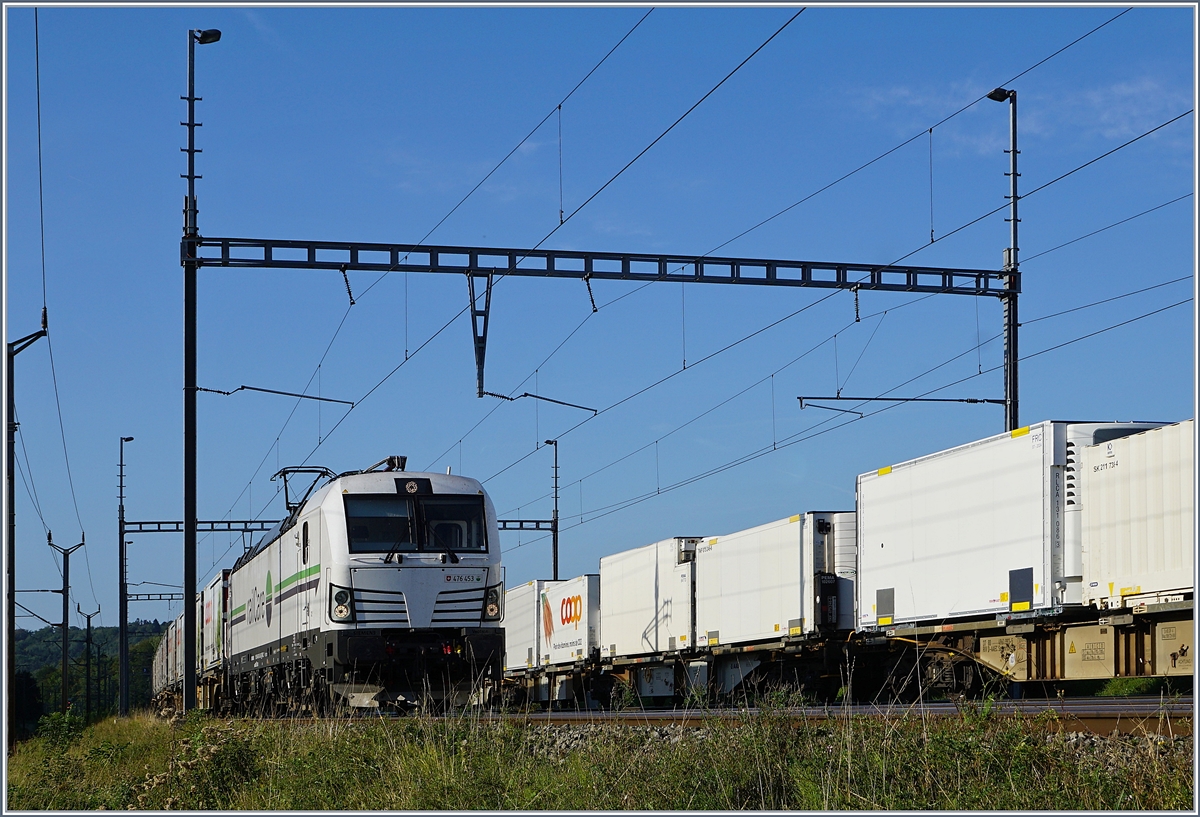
[342,494,488,554]
[344,495,418,553]
[422,496,488,553]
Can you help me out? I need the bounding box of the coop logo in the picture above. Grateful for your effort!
[245,572,274,627]
[541,593,554,640]
[560,595,583,628]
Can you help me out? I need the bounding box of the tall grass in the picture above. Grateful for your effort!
[7,704,1192,810]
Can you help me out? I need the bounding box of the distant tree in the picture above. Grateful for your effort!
[11,670,43,738]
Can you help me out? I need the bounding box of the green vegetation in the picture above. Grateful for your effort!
[13,621,164,736]
[7,704,1192,810]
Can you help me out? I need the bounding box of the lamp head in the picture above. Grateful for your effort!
[194,29,222,44]
[987,87,1012,102]
[544,439,556,446]
[122,436,134,442]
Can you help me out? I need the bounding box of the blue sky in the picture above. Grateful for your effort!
[4,5,1195,631]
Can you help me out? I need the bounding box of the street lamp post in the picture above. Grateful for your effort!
[118,435,133,716]
[988,86,1020,432]
[182,27,220,713]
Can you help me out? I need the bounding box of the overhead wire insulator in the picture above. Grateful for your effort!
[340,265,356,306]
[584,274,598,313]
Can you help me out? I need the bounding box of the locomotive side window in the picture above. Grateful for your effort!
[302,521,309,564]
[344,495,417,553]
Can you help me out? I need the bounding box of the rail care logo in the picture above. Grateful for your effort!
[560,595,583,629]
[245,572,273,627]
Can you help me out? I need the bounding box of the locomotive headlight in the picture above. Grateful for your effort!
[330,585,354,622]
[483,586,502,621]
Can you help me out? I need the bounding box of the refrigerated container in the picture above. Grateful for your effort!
[856,420,1162,628]
[1081,419,1194,609]
[503,579,559,671]
[695,511,853,649]
[599,538,697,659]
[541,574,600,666]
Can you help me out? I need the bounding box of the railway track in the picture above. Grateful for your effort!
[233,695,1191,735]
[497,695,1193,735]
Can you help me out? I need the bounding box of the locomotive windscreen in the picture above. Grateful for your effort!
[422,496,488,552]
[343,494,488,554]
[345,495,417,553]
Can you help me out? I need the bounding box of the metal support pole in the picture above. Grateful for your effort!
[7,324,46,746]
[545,439,559,581]
[78,604,99,724]
[990,87,1020,432]
[118,436,133,716]
[48,534,83,714]
[181,27,219,712]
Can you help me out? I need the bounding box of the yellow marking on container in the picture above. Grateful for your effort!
[679,635,686,642]
[1011,426,1030,438]
[709,538,718,546]
[789,626,803,636]
[877,466,892,476]
[1035,584,1039,594]
[1012,601,1030,612]
[878,616,893,626]
[1109,582,1114,597]
[1000,592,1009,602]
[709,638,719,646]
[789,514,801,523]
[1120,586,1141,595]
[1068,641,1077,654]
[774,623,780,632]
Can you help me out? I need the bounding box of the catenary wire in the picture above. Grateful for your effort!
[1021,193,1193,263]
[488,99,1192,495]
[205,11,807,579]
[506,295,1189,547]
[297,12,805,483]
[14,417,48,532]
[499,273,1189,517]
[697,8,1133,259]
[33,11,100,618]
[429,10,1138,475]
[209,11,657,550]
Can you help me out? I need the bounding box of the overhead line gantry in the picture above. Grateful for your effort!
[187,235,1018,415]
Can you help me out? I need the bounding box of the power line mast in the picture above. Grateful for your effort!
[77,604,100,724]
[7,316,46,747]
[47,532,83,714]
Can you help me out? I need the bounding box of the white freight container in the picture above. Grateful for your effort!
[830,511,858,632]
[502,579,559,671]
[856,421,1162,628]
[600,538,698,659]
[541,574,600,666]
[695,512,853,649]
[1081,419,1194,609]
[200,570,229,672]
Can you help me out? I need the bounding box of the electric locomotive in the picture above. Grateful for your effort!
[158,456,505,715]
